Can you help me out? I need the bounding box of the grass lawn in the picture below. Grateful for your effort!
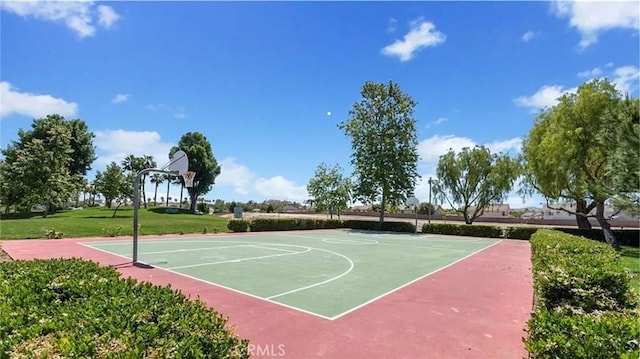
[0,206,230,239]
[619,246,640,298]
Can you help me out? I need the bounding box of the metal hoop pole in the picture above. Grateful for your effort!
[133,168,177,264]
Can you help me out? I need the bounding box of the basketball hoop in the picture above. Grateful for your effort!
[182,171,196,188]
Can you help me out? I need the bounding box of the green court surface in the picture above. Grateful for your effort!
[83,230,500,320]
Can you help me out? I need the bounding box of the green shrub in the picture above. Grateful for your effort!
[249,218,300,231]
[553,228,640,247]
[525,309,640,359]
[504,226,539,240]
[343,220,416,233]
[526,229,638,359]
[530,230,632,312]
[0,258,249,357]
[196,202,209,214]
[421,223,502,238]
[44,228,64,239]
[227,219,250,232]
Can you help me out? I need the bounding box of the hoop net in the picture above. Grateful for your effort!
[182,171,196,188]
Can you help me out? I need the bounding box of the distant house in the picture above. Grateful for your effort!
[467,203,511,218]
[542,202,639,220]
[350,205,372,212]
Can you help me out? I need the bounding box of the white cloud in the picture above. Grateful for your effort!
[93,130,175,169]
[0,81,78,119]
[254,176,308,202]
[0,1,119,38]
[417,134,476,163]
[111,94,129,104]
[387,17,397,33]
[513,84,578,111]
[97,5,119,28]
[612,65,640,95]
[424,117,448,129]
[521,30,536,42]
[216,158,255,195]
[486,137,523,154]
[216,157,309,202]
[381,18,445,62]
[552,0,640,48]
[577,66,603,77]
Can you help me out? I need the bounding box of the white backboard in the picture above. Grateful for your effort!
[405,196,419,207]
[168,150,188,174]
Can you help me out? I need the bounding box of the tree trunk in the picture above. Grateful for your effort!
[575,199,593,229]
[463,212,472,225]
[379,191,386,229]
[153,183,159,206]
[595,201,620,250]
[142,178,147,209]
[189,189,197,213]
[165,181,170,207]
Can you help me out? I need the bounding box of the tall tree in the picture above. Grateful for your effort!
[0,115,95,213]
[94,162,127,209]
[609,97,640,215]
[307,163,353,219]
[338,80,420,225]
[170,132,221,212]
[150,173,164,206]
[0,116,79,216]
[521,78,631,249]
[434,146,520,224]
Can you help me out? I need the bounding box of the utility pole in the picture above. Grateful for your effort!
[428,176,432,224]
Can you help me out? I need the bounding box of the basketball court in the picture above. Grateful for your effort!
[1,229,533,358]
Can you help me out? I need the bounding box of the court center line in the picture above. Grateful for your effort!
[266,247,355,300]
[166,247,312,270]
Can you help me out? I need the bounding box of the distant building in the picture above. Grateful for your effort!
[467,203,511,218]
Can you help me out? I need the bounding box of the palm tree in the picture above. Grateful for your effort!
[140,155,156,209]
[164,174,173,207]
[150,173,164,206]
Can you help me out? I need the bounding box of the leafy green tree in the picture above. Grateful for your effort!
[609,97,640,215]
[94,162,127,210]
[521,78,632,249]
[434,146,520,224]
[338,80,420,225]
[307,163,353,219]
[171,132,221,213]
[0,116,79,216]
[417,202,436,215]
[0,115,95,214]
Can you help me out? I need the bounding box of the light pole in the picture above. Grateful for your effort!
[428,177,433,224]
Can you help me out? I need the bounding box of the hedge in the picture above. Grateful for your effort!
[525,309,640,359]
[343,220,416,233]
[525,230,639,358]
[553,228,640,247]
[504,226,539,240]
[249,218,343,232]
[227,219,250,232]
[421,223,502,238]
[0,258,249,357]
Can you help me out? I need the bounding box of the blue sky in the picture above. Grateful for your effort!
[1,1,639,208]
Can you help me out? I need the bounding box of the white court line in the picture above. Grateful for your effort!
[330,239,504,320]
[127,244,255,256]
[266,248,354,300]
[81,240,337,321]
[249,245,298,254]
[166,247,312,270]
